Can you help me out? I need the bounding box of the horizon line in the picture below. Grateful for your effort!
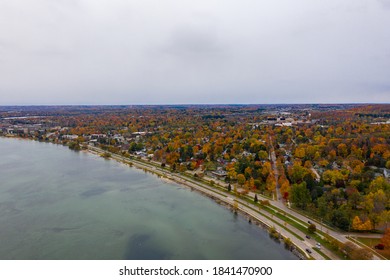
[0,102,389,107]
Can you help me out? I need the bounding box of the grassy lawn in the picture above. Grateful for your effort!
[355,237,390,259]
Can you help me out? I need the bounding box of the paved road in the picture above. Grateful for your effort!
[268,136,281,201]
[88,146,325,259]
[88,146,383,260]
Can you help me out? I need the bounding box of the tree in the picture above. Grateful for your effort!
[288,162,313,185]
[279,176,290,201]
[350,248,373,260]
[227,167,237,182]
[322,170,346,187]
[68,141,80,151]
[258,150,268,160]
[351,216,372,231]
[308,223,316,234]
[284,237,293,250]
[266,173,276,194]
[342,242,356,257]
[290,182,311,209]
[237,174,246,187]
[361,189,388,229]
[337,143,348,157]
[233,200,239,214]
[369,176,390,193]
[331,206,352,231]
[294,147,306,159]
[351,216,361,230]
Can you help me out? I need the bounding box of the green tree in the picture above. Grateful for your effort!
[290,182,311,209]
[68,141,80,151]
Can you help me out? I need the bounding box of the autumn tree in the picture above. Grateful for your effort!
[351,216,372,231]
[237,174,246,187]
[308,223,316,234]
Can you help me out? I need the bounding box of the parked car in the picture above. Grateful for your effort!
[305,235,311,239]
[374,244,385,250]
[306,248,312,254]
[316,243,321,249]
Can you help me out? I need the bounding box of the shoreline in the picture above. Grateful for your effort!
[86,145,307,260]
[0,136,319,259]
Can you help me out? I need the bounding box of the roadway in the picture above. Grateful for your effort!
[88,145,330,259]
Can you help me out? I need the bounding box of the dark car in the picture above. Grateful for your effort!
[306,248,312,254]
[374,244,385,250]
[308,221,311,224]
[305,235,311,239]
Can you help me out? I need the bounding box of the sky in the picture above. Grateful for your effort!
[0,0,389,105]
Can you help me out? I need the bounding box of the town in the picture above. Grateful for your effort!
[1,104,389,260]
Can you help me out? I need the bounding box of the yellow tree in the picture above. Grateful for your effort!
[266,173,276,194]
[351,216,363,230]
[237,174,246,187]
[294,147,306,159]
[279,176,291,200]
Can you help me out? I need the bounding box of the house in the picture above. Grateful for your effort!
[63,135,79,140]
[212,167,227,178]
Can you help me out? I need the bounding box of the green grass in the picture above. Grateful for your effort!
[313,247,331,260]
[355,237,380,247]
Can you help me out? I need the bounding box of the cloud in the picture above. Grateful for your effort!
[165,26,223,57]
[0,0,389,105]
[378,0,390,9]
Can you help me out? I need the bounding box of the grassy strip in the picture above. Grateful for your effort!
[240,204,305,241]
[92,148,325,252]
[289,206,338,232]
[313,247,331,260]
[263,206,309,234]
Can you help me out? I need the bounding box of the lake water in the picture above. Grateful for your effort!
[0,138,297,260]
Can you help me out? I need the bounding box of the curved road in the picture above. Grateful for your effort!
[88,146,383,260]
[89,146,327,259]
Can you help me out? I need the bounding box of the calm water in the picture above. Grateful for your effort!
[0,138,297,260]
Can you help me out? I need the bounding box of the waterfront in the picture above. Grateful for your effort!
[0,138,297,260]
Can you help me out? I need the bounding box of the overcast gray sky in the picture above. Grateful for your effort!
[0,0,389,105]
